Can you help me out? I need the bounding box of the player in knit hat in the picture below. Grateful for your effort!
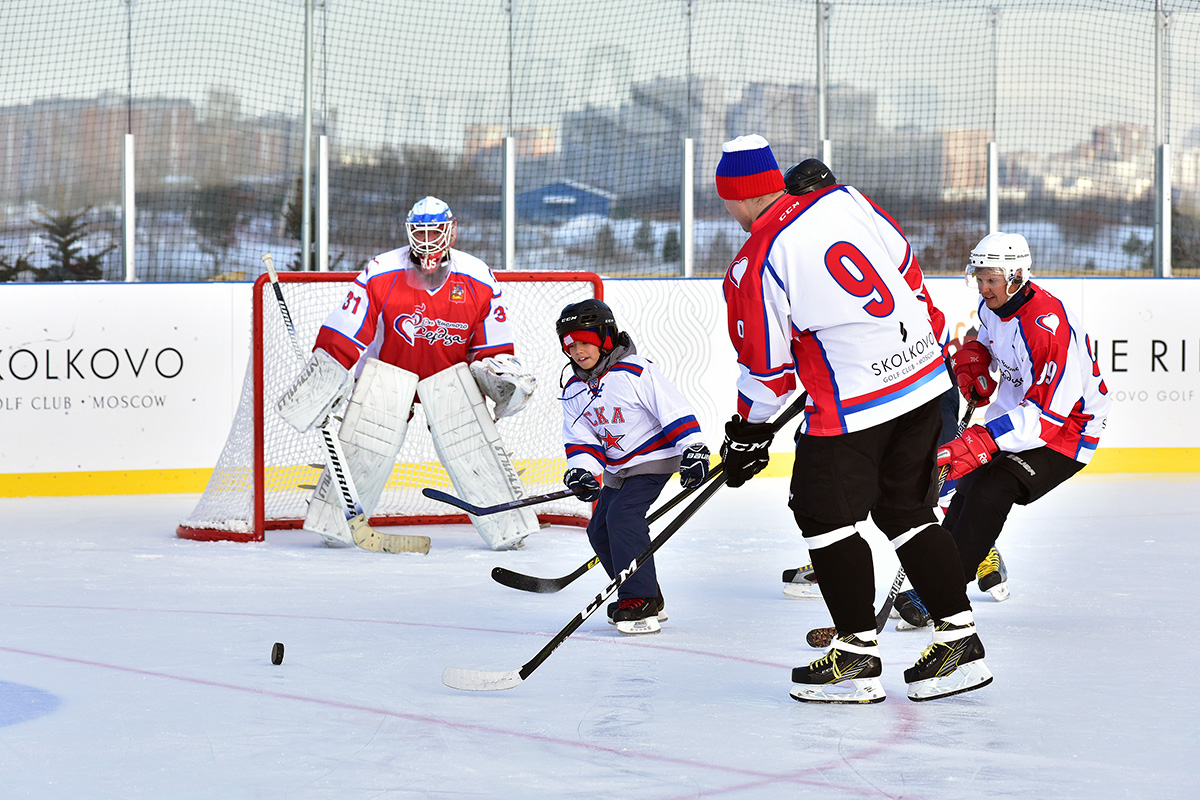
[716,135,991,704]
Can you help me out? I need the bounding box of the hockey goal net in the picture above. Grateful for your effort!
[178,270,601,542]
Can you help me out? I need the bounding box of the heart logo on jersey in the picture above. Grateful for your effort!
[1036,313,1060,335]
[728,257,749,288]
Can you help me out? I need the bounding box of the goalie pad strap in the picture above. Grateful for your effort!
[419,362,539,550]
[304,359,418,544]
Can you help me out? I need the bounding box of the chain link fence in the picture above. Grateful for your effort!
[2,0,1198,282]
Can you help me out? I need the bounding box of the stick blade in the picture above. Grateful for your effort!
[421,487,475,514]
[349,515,431,554]
[442,666,523,692]
[490,567,558,594]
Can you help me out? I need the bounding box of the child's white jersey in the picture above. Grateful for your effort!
[561,355,705,477]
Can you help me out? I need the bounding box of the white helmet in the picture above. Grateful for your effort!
[406,196,457,272]
[967,231,1031,290]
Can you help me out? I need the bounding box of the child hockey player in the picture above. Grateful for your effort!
[557,299,710,635]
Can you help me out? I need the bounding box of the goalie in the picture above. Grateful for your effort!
[276,196,539,550]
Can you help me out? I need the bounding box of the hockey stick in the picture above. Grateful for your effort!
[489,463,726,594]
[804,394,980,648]
[444,471,727,691]
[262,253,431,555]
[421,486,575,516]
[443,394,806,692]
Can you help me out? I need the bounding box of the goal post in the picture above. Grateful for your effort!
[178,270,602,542]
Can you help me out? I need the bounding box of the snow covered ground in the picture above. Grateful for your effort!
[1,474,1197,799]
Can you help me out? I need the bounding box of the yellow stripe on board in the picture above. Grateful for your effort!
[1,449,1195,498]
[1,469,216,497]
[753,447,1200,479]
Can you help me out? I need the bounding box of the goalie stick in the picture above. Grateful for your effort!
[442,394,806,692]
[421,486,575,517]
[262,253,431,555]
[804,395,981,648]
[489,464,726,593]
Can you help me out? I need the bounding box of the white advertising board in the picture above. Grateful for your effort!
[1,276,1196,496]
[0,283,250,473]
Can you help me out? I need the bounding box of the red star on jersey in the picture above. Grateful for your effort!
[599,428,625,451]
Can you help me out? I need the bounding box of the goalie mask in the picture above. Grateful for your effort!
[556,299,619,354]
[406,196,457,276]
[966,232,1032,294]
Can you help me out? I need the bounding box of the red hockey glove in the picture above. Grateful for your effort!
[936,425,999,481]
[950,340,996,405]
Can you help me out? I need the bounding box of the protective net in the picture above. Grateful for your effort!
[178,271,599,541]
[2,0,1199,281]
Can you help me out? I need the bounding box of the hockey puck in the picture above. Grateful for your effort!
[271,642,285,665]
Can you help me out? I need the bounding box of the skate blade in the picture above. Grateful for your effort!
[790,678,885,704]
[987,583,1010,601]
[895,618,932,631]
[907,661,994,701]
[782,583,821,600]
[616,617,661,635]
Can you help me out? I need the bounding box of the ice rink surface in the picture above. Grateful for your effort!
[1,474,1197,799]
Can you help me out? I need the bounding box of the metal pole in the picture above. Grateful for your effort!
[987,142,999,234]
[502,137,515,270]
[816,1,830,162]
[988,7,999,234]
[317,135,329,272]
[122,134,136,281]
[1154,2,1171,277]
[681,137,694,277]
[301,0,314,271]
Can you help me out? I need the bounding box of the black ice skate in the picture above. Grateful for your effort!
[904,619,993,701]
[782,562,820,599]
[891,590,931,630]
[790,633,885,704]
[976,547,1009,601]
[611,593,667,635]
[608,587,667,627]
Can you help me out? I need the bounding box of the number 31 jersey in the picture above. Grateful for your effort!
[723,185,950,435]
[313,247,515,380]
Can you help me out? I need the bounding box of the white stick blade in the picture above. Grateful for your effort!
[442,667,523,692]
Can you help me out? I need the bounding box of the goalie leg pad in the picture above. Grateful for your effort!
[418,363,540,550]
[303,359,418,545]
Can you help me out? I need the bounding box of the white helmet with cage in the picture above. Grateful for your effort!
[405,196,458,272]
[967,231,1032,291]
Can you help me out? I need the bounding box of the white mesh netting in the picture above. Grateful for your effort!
[178,271,599,541]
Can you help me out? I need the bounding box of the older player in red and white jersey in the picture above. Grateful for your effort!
[934,232,1111,596]
[276,196,540,551]
[717,134,991,704]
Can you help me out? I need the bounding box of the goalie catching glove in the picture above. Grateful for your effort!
[679,443,710,489]
[720,415,775,488]
[937,425,999,481]
[276,349,353,432]
[564,467,601,503]
[469,353,536,419]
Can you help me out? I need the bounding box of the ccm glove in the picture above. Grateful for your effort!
[564,467,602,503]
[720,415,776,488]
[936,425,999,481]
[678,443,711,490]
[949,340,997,405]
